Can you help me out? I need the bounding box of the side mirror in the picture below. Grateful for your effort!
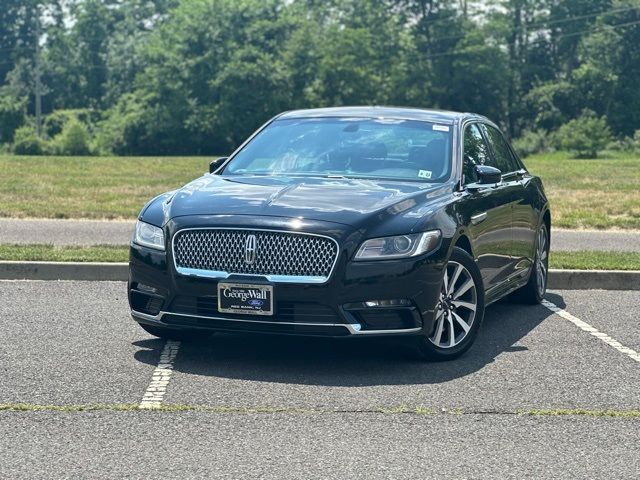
[209,157,228,174]
[465,165,502,191]
[476,165,502,185]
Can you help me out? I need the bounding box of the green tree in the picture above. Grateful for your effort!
[577,1,640,135]
[99,0,298,154]
[2,0,638,154]
[524,81,577,131]
[0,86,27,143]
[398,1,466,108]
[446,29,510,124]
[0,0,41,84]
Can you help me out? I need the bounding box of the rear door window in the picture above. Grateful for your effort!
[482,125,520,174]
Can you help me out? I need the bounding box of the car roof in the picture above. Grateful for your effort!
[277,106,488,125]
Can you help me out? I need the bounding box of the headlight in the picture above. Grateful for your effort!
[134,220,165,251]
[354,230,441,260]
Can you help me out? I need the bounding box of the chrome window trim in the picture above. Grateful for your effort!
[171,227,340,284]
[131,309,422,336]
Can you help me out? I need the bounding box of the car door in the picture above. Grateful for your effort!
[482,124,537,281]
[459,123,514,293]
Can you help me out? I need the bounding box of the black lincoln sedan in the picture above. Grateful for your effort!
[129,107,550,360]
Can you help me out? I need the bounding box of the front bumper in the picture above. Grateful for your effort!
[131,309,420,337]
[128,217,447,338]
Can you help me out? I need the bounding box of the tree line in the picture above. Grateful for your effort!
[1,0,639,157]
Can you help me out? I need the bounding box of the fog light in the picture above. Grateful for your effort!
[137,283,158,294]
[364,299,411,307]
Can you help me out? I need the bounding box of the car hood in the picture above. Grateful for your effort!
[163,174,450,230]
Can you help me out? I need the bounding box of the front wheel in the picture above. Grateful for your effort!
[413,247,485,361]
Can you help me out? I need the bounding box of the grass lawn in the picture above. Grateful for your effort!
[0,152,639,229]
[0,155,210,219]
[548,251,640,271]
[0,244,128,262]
[525,151,640,229]
[1,244,639,270]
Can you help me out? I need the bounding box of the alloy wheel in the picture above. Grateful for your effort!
[429,261,478,349]
[536,226,549,297]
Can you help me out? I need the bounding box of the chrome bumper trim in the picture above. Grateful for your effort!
[131,309,422,336]
[174,267,328,284]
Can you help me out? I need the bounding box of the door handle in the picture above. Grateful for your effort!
[471,212,487,225]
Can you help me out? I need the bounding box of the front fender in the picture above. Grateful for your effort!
[139,191,176,227]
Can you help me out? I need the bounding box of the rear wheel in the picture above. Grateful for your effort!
[138,323,208,342]
[413,247,485,361]
[511,223,548,304]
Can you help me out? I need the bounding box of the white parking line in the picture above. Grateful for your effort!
[542,299,640,363]
[139,340,181,409]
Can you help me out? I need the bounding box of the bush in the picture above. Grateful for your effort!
[512,129,555,157]
[12,125,46,155]
[606,136,634,152]
[43,109,95,138]
[555,110,612,158]
[634,130,640,152]
[605,130,640,152]
[52,119,92,155]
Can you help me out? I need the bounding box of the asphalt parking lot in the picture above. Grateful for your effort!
[1,281,638,479]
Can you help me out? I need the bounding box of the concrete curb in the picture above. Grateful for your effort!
[0,261,638,290]
[547,269,640,290]
[0,261,129,281]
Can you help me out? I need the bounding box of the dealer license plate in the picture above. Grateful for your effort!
[217,282,274,316]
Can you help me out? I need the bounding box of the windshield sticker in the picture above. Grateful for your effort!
[432,125,450,132]
[418,170,433,179]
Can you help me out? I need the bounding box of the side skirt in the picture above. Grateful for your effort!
[484,268,532,306]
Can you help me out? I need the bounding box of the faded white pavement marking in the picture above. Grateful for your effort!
[139,340,181,409]
[137,301,636,409]
[542,299,640,363]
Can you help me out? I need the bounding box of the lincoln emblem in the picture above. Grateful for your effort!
[244,234,257,265]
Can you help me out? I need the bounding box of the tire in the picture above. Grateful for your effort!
[138,323,208,342]
[510,223,549,304]
[412,246,485,361]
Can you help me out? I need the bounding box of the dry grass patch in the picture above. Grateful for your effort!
[526,152,640,229]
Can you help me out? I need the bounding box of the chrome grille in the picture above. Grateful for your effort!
[173,229,338,282]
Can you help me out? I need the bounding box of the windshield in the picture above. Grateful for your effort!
[223,117,453,182]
